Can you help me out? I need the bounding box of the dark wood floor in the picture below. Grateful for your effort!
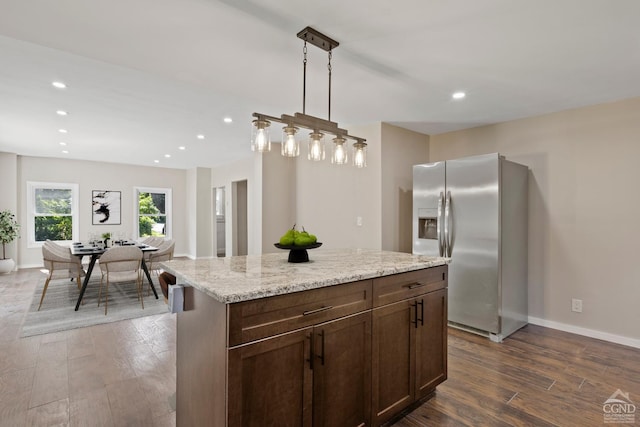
[1,268,639,426]
[392,324,640,426]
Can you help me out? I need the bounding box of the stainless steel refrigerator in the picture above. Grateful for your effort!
[413,153,528,342]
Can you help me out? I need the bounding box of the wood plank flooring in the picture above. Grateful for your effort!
[1,268,639,426]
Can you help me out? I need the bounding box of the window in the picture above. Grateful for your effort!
[27,182,79,247]
[134,187,172,240]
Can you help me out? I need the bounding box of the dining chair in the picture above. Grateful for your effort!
[141,236,164,247]
[39,241,86,310]
[97,246,144,315]
[147,239,175,276]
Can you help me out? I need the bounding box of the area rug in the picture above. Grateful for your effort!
[21,276,168,337]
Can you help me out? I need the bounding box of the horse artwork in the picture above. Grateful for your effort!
[92,190,121,225]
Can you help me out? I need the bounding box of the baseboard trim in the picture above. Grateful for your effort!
[528,316,640,349]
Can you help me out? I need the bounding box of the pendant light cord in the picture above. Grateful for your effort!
[328,49,332,121]
[303,41,307,115]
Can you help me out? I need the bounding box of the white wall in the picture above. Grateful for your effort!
[430,96,640,342]
[380,124,429,253]
[16,156,188,268]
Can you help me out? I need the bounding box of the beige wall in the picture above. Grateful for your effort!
[16,156,188,268]
[195,167,213,258]
[186,168,198,257]
[380,124,429,253]
[185,167,213,259]
[211,155,262,256]
[430,97,640,343]
[295,123,383,251]
[0,152,18,263]
[261,145,296,254]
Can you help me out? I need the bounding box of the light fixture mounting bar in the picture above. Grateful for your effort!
[297,27,339,52]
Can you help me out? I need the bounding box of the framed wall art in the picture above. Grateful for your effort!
[92,190,121,225]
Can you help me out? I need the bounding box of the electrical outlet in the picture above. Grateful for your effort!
[571,298,583,313]
[356,216,363,227]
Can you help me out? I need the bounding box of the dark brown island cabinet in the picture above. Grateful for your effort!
[172,258,447,427]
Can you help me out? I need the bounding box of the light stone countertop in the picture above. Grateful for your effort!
[160,248,450,304]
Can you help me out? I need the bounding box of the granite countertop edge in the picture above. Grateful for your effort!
[160,250,450,304]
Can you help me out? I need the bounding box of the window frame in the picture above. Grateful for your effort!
[133,186,172,240]
[26,181,79,248]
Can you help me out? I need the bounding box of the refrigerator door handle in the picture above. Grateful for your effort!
[437,191,445,256]
[445,191,453,257]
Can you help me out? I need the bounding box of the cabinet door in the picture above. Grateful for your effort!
[228,327,313,427]
[415,288,448,399]
[371,299,415,426]
[313,312,372,427]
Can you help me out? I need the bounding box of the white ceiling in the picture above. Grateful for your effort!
[1,0,639,169]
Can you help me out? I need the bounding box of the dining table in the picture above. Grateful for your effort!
[70,242,159,311]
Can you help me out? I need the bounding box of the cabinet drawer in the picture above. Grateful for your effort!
[229,280,372,346]
[372,266,447,307]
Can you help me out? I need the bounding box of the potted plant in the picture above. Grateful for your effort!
[0,210,20,274]
[101,232,112,248]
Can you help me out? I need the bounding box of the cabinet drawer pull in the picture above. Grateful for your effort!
[319,330,326,366]
[307,333,314,370]
[406,281,427,290]
[303,305,334,316]
[417,299,424,326]
[411,302,418,328]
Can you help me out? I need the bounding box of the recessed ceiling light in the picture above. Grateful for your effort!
[59,142,67,146]
[164,154,171,158]
[62,150,69,154]
[223,117,233,123]
[154,160,160,163]
[196,134,205,140]
[178,146,186,150]
[58,129,68,133]
[452,91,466,100]
[52,81,67,89]
[56,110,68,116]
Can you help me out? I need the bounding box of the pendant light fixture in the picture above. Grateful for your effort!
[251,27,367,167]
[281,125,299,157]
[331,136,348,165]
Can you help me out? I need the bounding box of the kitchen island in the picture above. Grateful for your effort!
[161,249,450,427]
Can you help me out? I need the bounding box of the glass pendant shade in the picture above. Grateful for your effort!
[251,119,271,152]
[281,125,299,157]
[308,131,325,161]
[353,141,367,168]
[331,137,348,165]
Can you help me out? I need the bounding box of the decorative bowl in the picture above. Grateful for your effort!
[274,242,322,263]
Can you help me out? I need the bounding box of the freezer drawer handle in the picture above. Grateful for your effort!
[303,306,333,316]
[406,281,428,290]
